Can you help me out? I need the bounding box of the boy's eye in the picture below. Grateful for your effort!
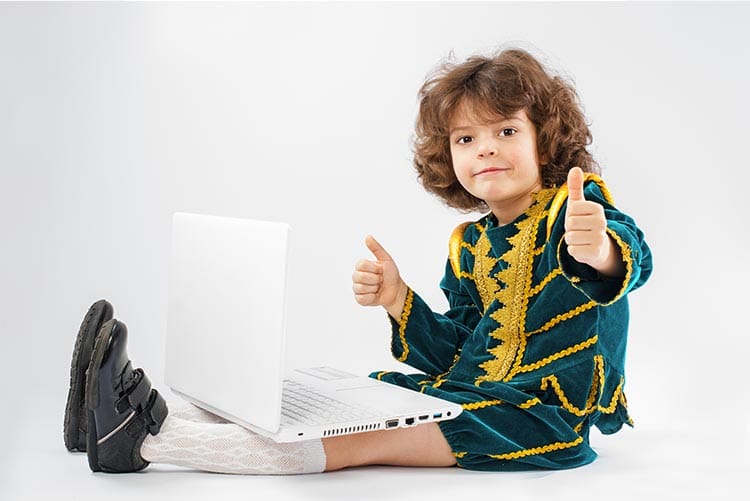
[499,128,517,137]
[456,136,473,144]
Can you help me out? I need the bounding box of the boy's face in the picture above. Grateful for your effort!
[449,104,543,223]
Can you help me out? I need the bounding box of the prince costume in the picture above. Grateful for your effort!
[371,175,652,470]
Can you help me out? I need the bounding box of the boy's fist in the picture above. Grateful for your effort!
[564,167,613,272]
[352,235,407,318]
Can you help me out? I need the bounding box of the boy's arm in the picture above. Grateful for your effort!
[557,169,653,304]
[386,273,479,377]
[353,235,479,377]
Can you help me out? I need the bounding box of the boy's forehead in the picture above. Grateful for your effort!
[449,101,526,130]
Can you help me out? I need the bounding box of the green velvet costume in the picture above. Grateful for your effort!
[370,176,652,471]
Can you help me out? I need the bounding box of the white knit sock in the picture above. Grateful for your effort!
[140,404,327,475]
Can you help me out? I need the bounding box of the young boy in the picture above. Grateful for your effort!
[64,47,651,474]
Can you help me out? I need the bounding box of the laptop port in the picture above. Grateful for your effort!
[418,415,429,421]
[432,412,442,419]
[386,419,399,429]
[405,417,415,425]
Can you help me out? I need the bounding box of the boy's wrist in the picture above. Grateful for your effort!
[384,282,409,319]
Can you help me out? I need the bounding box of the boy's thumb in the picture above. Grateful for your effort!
[365,235,393,262]
[567,167,586,202]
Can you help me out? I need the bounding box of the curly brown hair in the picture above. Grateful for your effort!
[413,48,599,212]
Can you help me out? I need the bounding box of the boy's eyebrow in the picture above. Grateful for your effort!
[449,125,473,134]
[449,117,518,135]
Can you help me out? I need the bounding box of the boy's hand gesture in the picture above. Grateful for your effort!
[564,167,624,277]
[352,235,408,319]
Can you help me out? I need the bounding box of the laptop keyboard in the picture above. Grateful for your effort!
[281,380,381,426]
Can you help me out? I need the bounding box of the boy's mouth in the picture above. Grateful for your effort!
[474,166,509,176]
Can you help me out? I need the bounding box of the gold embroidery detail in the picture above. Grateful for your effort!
[395,289,414,362]
[454,451,468,459]
[488,436,584,461]
[512,335,598,377]
[519,397,541,409]
[462,399,503,411]
[599,377,626,414]
[541,375,590,417]
[603,227,634,305]
[448,222,471,278]
[537,355,625,419]
[432,354,461,388]
[528,268,563,297]
[474,189,557,385]
[526,301,597,337]
[471,230,501,312]
[375,371,389,381]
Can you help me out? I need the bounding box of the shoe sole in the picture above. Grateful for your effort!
[85,318,116,472]
[64,300,113,452]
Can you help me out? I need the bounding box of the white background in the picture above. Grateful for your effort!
[1,2,748,500]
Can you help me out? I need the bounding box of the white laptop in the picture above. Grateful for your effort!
[164,212,462,442]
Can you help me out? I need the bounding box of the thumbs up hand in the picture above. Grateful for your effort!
[564,167,624,277]
[352,235,409,318]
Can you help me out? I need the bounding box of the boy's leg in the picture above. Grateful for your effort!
[75,310,455,474]
[142,406,455,474]
[323,423,456,471]
[140,413,327,474]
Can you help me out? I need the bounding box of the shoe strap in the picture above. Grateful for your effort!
[144,389,168,435]
[115,368,151,414]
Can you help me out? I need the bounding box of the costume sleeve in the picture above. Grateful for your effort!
[387,260,480,377]
[556,181,653,305]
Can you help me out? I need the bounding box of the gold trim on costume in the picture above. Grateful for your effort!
[462,399,503,411]
[602,227,634,305]
[474,189,557,385]
[395,289,414,362]
[526,301,597,337]
[448,222,471,278]
[511,335,599,377]
[528,268,563,297]
[488,436,584,461]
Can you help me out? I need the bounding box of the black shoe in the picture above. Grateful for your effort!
[86,319,168,473]
[64,299,114,452]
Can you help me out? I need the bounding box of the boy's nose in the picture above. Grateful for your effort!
[477,142,497,158]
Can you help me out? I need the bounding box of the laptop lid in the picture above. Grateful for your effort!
[164,212,289,433]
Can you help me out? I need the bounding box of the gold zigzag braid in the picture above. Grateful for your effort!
[528,268,563,297]
[518,397,542,409]
[598,377,625,414]
[603,227,635,305]
[458,271,474,281]
[526,301,598,337]
[395,289,414,362]
[462,399,504,411]
[532,245,546,257]
[431,354,461,390]
[585,356,605,412]
[508,191,556,381]
[488,436,584,461]
[472,230,500,313]
[540,375,590,417]
[473,189,557,386]
[510,335,599,377]
[538,354,607,418]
